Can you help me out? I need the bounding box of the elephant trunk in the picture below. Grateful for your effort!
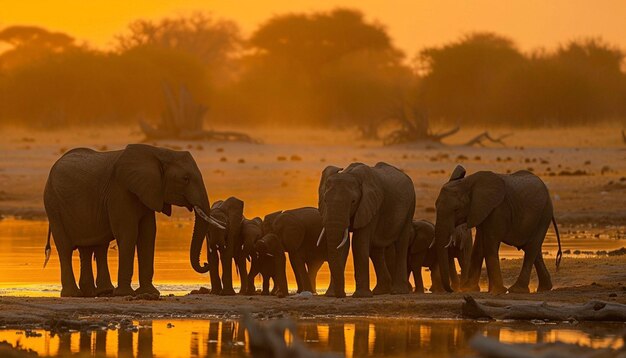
[190,207,211,274]
[324,221,349,298]
[435,219,454,293]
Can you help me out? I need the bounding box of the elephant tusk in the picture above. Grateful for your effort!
[194,206,211,221]
[444,234,454,248]
[316,227,325,247]
[336,228,349,249]
[267,253,274,257]
[428,238,436,249]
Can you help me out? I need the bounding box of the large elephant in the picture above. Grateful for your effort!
[205,197,249,295]
[434,165,563,293]
[408,220,472,293]
[44,144,224,297]
[318,162,415,298]
[255,207,336,298]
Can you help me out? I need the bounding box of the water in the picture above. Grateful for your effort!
[0,219,624,296]
[0,318,623,357]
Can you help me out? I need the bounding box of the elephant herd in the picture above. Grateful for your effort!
[43,144,562,298]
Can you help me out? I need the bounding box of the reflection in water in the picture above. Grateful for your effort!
[0,318,623,357]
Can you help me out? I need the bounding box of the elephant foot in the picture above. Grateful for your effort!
[135,284,160,296]
[391,283,410,295]
[413,287,425,294]
[351,289,373,298]
[113,285,135,297]
[489,285,508,295]
[508,283,530,294]
[210,288,222,295]
[95,283,115,296]
[537,283,553,292]
[429,286,445,294]
[219,287,237,296]
[261,290,269,296]
[372,283,391,295]
[460,284,481,293]
[324,289,346,298]
[61,286,83,298]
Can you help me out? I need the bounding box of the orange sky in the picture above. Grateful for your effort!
[2,0,626,55]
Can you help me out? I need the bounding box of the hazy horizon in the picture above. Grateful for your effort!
[2,0,626,55]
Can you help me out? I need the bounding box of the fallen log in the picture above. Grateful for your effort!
[462,295,626,322]
[469,335,622,358]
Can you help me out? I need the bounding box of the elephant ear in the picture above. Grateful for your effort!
[449,165,466,182]
[263,211,282,234]
[318,166,342,215]
[115,144,165,213]
[466,172,506,228]
[257,234,282,256]
[224,197,244,249]
[412,221,433,254]
[351,165,384,229]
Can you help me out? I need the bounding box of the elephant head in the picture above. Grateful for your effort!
[113,144,225,275]
[241,217,263,261]
[318,163,383,297]
[254,233,288,297]
[206,197,244,253]
[434,165,505,292]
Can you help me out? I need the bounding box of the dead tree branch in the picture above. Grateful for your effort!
[463,132,513,147]
[462,295,626,322]
[140,83,257,143]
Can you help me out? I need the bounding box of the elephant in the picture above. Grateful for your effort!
[205,197,250,295]
[408,220,472,293]
[318,162,415,298]
[433,165,563,294]
[255,207,337,298]
[43,144,225,297]
[246,237,279,296]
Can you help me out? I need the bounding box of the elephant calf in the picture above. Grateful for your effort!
[245,238,279,296]
[256,207,337,298]
[408,220,472,293]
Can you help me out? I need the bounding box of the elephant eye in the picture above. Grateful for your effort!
[183,175,190,184]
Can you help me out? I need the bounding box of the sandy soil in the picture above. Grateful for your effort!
[1,256,625,328]
[0,125,625,224]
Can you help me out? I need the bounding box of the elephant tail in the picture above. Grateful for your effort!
[552,216,562,271]
[43,226,51,269]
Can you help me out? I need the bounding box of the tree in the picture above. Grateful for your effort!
[0,26,79,70]
[237,8,410,133]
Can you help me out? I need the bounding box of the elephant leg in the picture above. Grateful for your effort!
[534,252,553,292]
[58,247,81,297]
[262,274,270,295]
[78,247,96,297]
[113,224,138,297]
[306,260,323,294]
[390,224,411,295]
[245,260,260,295]
[274,254,289,298]
[462,230,484,292]
[236,256,248,294]
[484,237,506,295]
[510,218,550,293]
[208,248,222,294]
[409,253,425,293]
[430,264,445,293]
[371,247,391,295]
[220,250,236,296]
[449,255,460,291]
[351,234,372,298]
[289,252,311,293]
[135,214,159,296]
[94,244,114,296]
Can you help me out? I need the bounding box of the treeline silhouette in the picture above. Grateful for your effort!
[0,9,624,130]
